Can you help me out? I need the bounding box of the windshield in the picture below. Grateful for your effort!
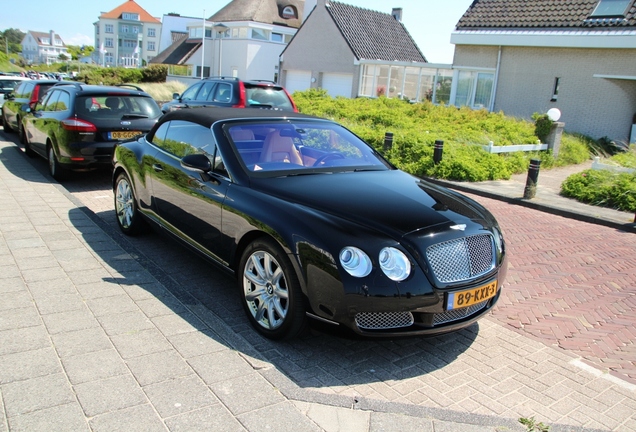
[225,120,391,176]
[77,95,162,120]
[0,79,24,92]
[244,85,294,111]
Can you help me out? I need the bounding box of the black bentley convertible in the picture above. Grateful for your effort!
[113,107,507,340]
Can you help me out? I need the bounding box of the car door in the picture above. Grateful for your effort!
[24,89,61,157]
[149,120,232,263]
[5,81,33,127]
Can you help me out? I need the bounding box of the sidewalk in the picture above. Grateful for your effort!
[1,135,635,432]
[429,160,636,233]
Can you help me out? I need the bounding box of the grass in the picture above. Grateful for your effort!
[136,81,187,102]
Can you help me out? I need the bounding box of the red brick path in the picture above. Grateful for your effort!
[468,193,636,382]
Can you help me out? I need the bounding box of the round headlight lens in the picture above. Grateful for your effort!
[339,247,372,277]
[379,247,411,281]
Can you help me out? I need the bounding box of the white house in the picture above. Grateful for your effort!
[20,30,69,65]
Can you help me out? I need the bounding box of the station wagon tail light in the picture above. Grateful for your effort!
[61,118,97,132]
[283,88,299,112]
[340,247,372,278]
[233,82,247,108]
[379,247,411,281]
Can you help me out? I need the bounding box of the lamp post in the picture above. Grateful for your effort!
[213,23,227,76]
[201,10,206,79]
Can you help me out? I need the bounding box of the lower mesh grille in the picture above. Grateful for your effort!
[433,300,489,325]
[355,312,414,330]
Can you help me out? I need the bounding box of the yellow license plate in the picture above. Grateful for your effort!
[110,131,140,140]
[446,280,497,310]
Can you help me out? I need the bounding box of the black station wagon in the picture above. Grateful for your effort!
[23,83,161,180]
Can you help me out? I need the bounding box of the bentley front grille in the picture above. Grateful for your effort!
[355,311,414,330]
[433,300,489,325]
[426,234,494,284]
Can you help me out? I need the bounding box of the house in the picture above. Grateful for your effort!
[151,0,304,84]
[451,0,636,143]
[20,31,69,65]
[93,0,162,67]
[158,13,204,53]
[280,0,455,101]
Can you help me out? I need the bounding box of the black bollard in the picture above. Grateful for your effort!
[384,132,393,152]
[523,158,541,199]
[433,140,444,164]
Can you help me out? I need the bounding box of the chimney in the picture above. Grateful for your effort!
[392,8,403,22]
[50,30,55,46]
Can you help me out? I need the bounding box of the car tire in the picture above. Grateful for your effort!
[239,238,307,340]
[47,145,67,181]
[1,112,12,133]
[114,171,145,236]
[22,126,36,157]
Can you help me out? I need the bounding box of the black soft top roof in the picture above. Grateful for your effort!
[159,106,319,129]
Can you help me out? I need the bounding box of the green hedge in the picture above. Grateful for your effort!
[293,89,590,181]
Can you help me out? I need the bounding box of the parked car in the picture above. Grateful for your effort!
[1,79,59,142]
[22,83,162,180]
[0,76,30,110]
[113,107,508,340]
[161,77,298,114]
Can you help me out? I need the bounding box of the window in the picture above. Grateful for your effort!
[251,28,269,40]
[122,13,140,21]
[147,41,155,51]
[197,82,216,100]
[153,120,217,160]
[123,39,137,48]
[181,83,202,101]
[231,27,248,38]
[590,0,632,16]
[132,26,139,34]
[271,33,283,43]
[454,70,494,109]
[551,77,561,101]
[121,25,129,33]
[213,83,232,102]
[105,38,114,48]
[148,28,156,37]
[105,24,113,33]
[282,6,297,19]
[42,91,60,112]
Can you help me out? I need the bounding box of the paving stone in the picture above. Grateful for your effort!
[4,402,89,432]
[0,326,51,356]
[74,374,148,417]
[61,348,128,385]
[2,373,76,417]
[0,348,62,384]
[143,375,218,418]
[188,350,256,385]
[163,404,246,432]
[50,327,112,358]
[237,401,321,432]
[126,350,193,386]
[96,310,155,336]
[88,404,166,432]
[110,328,173,359]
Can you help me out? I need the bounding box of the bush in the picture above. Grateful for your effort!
[141,65,168,83]
[561,169,636,211]
[532,112,553,143]
[293,90,592,181]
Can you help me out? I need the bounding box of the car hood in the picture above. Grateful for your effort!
[252,170,495,239]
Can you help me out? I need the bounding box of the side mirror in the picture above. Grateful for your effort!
[172,92,180,100]
[28,101,37,111]
[181,153,211,172]
[5,92,15,100]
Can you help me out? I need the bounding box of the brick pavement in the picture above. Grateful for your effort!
[1,132,635,431]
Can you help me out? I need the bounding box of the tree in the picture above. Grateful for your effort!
[0,28,25,54]
[66,44,95,61]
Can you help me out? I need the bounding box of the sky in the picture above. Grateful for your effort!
[0,0,475,64]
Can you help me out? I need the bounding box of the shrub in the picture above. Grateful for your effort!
[532,113,553,143]
[141,65,168,83]
[293,90,592,181]
[561,169,636,211]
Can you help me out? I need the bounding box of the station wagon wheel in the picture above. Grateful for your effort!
[47,145,67,180]
[1,113,12,132]
[114,172,144,236]
[20,123,35,157]
[239,238,306,340]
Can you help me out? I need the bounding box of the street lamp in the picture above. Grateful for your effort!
[213,23,227,76]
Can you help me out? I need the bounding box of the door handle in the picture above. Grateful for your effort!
[152,164,163,172]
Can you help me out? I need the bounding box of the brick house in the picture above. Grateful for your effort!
[451,0,636,143]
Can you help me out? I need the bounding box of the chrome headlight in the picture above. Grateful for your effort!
[379,247,411,281]
[339,247,372,277]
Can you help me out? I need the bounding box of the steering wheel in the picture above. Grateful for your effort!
[313,152,345,166]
